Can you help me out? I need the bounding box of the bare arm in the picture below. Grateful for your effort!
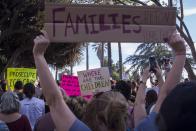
[153,33,186,113]
[134,68,150,127]
[155,67,164,90]
[33,32,76,131]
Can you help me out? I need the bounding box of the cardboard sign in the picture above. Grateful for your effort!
[60,75,81,96]
[77,67,111,96]
[44,3,176,42]
[7,68,37,90]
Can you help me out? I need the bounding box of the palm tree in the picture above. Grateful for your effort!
[101,43,105,66]
[70,64,73,75]
[118,42,123,80]
[92,43,107,67]
[107,42,112,75]
[124,43,172,75]
[86,43,89,70]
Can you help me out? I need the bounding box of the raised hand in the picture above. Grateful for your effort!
[168,32,186,55]
[33,31,50,56]
[154,66,162,78]
[141,67,150,83]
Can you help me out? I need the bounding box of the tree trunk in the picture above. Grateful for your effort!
[107,42,112,75]
[177,25,196,63]
[118,42,123,80]
[70,65,73,75]
[180,0,184,30]
[168,0,173,6]
[184,59,196,80]
[86,43,89,70]
[101,43,105,67]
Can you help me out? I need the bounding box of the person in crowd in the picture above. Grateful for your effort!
[0,80,6,92]
[33,31,91,131]
[35,82,42,99]
[14,81,24,101]
[145,89,158,115]
[20,83,45,130]
[67,97,88,120]
[83,91,130,131]
[0,80,7,98]
[34,96,88,131]
[114,79,135,129]
[0,120,9,131]
[114,80,132,101]
[0,92,32,131]
[156,81,196,131]
[147,65,164,95]
[134,32,186,131]
[184,78,189,82]
[144,67,163,115]
[128,80,139,103]
[110,79,116,89]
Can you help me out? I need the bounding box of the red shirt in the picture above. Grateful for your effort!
[6,115,32,131]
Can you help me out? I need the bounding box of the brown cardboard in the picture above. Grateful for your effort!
[44,3,176,42]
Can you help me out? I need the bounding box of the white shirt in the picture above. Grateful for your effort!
[20,97,45,130]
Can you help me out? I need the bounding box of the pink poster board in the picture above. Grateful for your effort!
[60,75,81,96]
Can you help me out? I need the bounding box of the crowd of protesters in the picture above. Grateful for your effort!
[0,30,196,131]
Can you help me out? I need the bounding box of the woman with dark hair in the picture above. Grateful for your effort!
[0,80,7,98]
[20,83,45,130]
[114,80,132,101]
[14,81,24,101]
[156,81,196,131]
[145,89,158,115]
[0,92,32,131]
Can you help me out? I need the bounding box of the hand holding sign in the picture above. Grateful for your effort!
[33,30,50,56]
[167,32,186,55]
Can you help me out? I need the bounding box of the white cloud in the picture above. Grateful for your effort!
[184,8,196,16]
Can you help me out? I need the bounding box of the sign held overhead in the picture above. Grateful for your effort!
[77,67,111,96]
[45,3,176,42]
[60,75,81,96]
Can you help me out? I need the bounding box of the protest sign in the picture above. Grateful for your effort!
[77,67,111,96]
[7,68,37,90]
[60,75,81,96]
[44,3,176,43]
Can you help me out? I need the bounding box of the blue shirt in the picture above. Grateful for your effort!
[69,119,91,131]
[0,120,9,131]
[135,112,158,131]
[20,97,45,130]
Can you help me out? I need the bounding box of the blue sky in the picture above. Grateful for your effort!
[70,0,196,75]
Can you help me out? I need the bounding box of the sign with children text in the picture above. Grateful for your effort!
[45,3,176,43]
[7,68,37,90]
[60,75,81,96]
[77,67,111,96]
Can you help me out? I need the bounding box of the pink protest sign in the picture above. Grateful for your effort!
[60,75,81,96]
